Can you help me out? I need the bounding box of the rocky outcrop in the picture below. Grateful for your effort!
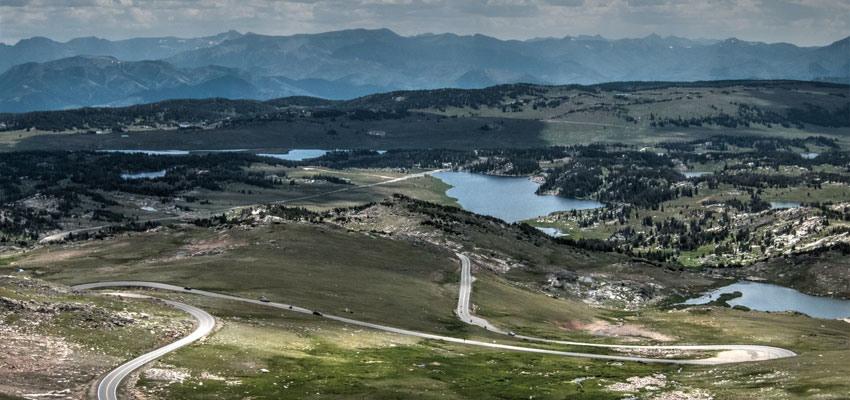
[546,268,663,309]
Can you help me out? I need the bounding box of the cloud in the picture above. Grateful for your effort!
[453,0,540,18]
[626,0,667,6]
[545,0,584,6]
[0,0,846,46]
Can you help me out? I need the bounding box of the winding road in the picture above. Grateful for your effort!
[455,253,797,362]
[86,293,215,400]
[74,255,799,399]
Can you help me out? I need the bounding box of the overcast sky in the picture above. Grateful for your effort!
[0,0,847,46]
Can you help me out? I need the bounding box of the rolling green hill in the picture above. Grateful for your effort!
[1,80,848,151]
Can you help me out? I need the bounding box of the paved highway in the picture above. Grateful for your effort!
[83,293,215,400]
[454,253,797,362]
[456,254,500,331]
[75,273,794,400]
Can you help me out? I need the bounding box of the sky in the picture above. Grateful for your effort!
[0,0,847,46]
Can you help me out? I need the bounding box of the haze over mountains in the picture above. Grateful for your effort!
[0,28,847,113]
[0,30,244,73]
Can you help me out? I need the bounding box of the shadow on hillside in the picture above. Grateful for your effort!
[10,115,551,151]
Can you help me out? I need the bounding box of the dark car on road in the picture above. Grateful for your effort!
[259,296,270,303]
[313,311,324,317]
[184,286,192,291]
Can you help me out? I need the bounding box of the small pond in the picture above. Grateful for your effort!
[259,149,387,161]
[682,171,711,178]
[681,281,850,319]
[770,202,802,209]
[259,149,329,161]
[433,172,603,223]
[121,170,166,180]
[800,153,819,159]
[102,149,387,161]
[536,227,568,238]
[102,150,189,155]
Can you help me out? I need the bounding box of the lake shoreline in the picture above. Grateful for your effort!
[433,171,603,223]
[679,279,850,319]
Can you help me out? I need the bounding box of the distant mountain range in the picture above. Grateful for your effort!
[0,56,317,112]
[0,30,244,73]
[0,29,847,113]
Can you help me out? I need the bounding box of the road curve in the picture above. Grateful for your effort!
[76,280,793,367]
[85,293,215,400]
[455,253,797,362]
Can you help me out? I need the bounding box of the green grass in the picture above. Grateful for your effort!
[8,218,843,350]
[122,285,850,400]
[761,183,850,203]
[0,277,198,398]
[0,281,190,358]
[6,82,849,152]
[526,177,850,269]
[9,164,455,240]
[130,292,676,400]
[7,223,464,334]
[470,273,600,340]
[5,116,552,151]
[5,214,850,398]
[647,307,850,399]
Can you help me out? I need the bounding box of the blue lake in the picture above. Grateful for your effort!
[681,281,850,319]
[102,148,386,161]
[192,149,248,153]
[259,149,386,161]
[536,227,568,237]
[105,149,248,155]
[683,171,711,178]
[121,170,167,180]
[800,153,819,159]
[102,150,190,155]
[433,172,603,223]
[770,202,802,209]
[259,149,329,161]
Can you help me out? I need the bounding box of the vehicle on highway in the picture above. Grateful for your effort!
[184,286,192,291]
[259,296,270,303]
[313,311,324,316]
[508,331,516,336]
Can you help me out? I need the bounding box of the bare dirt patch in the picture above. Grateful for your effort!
[608,374,667,392]
[0,318,113,399]
[555,319,676,342]
[16,247,100,265]
[156,235,246,261]
[17,194,60,213]
[700,349,766,363]
[0,277,192,400]
[606,374,714,399]
[653,389,714,400]
[182,236,240,252]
